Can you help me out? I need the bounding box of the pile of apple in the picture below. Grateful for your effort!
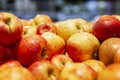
[1,12,120,80]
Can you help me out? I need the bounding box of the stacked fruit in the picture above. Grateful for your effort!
[0,12,120,80]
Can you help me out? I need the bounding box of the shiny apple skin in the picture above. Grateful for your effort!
[0,12,23,47]
[17,34,46,67]
[37,22,57,35]
[92,15,120,42]
[66,32,100,62]
[60,62,97,80]
[99,38,120,66]
[28,60,59,80]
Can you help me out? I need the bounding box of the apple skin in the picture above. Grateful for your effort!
[56,18,93,42]
[66,32,100,62]
[99,38,120,66]
[37,22,57,35]
[114,49,120,63]
[60,62,97,80]
[34,14,52,26]
[51,54,73,72]
[92,15,120,42]
[28,60,60,80]
[97,63,120,80]
[0,59,22,71]
[17,34,47,67]
[83,59,106,75]
[0,12,23,47]
[41,32,65,60]
[0,66,36,80]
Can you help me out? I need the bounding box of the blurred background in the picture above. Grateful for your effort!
[0,0,120,21]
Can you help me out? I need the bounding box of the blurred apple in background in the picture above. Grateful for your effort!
[92,15,120,42]
[60,62,97,80]
[41,32,65,60]
[66,32,100,62]
[83,59,106,75]
[0,12,23,47]
[28,60,60,80]
[0,66,36,80]
[34,14,53,26]
[17,34,47,67]
[37,22,57,35]
[97,63,120,80]
[56,18,93,42]
[51,54,73,72]
[99,38,120,66]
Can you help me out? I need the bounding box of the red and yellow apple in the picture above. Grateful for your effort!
[83,59,106,75]
[56,18,93,42]
[34,14,52,26]
[17,34,47,67]
[28,60,60,80]
[36,22,57,35]
[92,15,120,42]
[60,62,97,80]
[41,32,65,60]
[51,54,73,72]
[0,12,23,47]
[99,38,120,66]
[66,32,100,62]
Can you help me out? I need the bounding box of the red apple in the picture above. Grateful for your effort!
[34,14,52,26]
[66,32,100,62]
[97,63,120,80]
[41,32,65,60]
[28,60,60,80]
[51,54,73,72]
[0,12,23,47]
[92,15,120,42]
[0,66,36,80]
[17,34,47,67]
[83,59,106,75]
[99,38,120,66]
[60,62,97,80]
[37,22,57,35]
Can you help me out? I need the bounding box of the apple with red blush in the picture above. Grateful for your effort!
[92,15,120,42]
[0,12,23,47]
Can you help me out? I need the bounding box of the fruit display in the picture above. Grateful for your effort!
[1,12,120,80]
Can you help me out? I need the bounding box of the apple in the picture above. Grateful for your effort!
[17,34,47,67]
[22,26,37,36]
[97,63,120,80]
[66,32,100,62]
[0,12,23,47]
[83,59,106,75]
[99,38,120,66]
[60,62,97,80]
[0,59,22,71]
[92,15,120,42]
[20,19,31,27]
[34,14,52,26]
[114,49,120,63]
[51,54,73,72]
[112,15,120,21]
[41,32,65,60]
[55,18,93,42]
[0,66,36,80]
[37,22,57,35]
[28,60,60,80]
